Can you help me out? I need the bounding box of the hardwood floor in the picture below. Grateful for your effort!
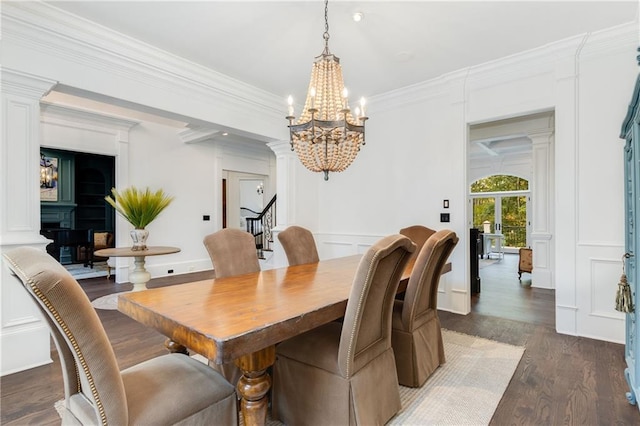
[473,253,555,328]
[1,260,638,425]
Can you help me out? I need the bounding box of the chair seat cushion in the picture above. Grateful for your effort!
[276,321,342,375]
[121,353,236,425]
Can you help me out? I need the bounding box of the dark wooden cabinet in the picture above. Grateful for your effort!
[470,228,481,294]
[74,153,115,232]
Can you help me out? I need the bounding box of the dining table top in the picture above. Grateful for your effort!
[118,254,451,364]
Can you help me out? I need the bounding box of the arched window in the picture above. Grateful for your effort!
[471,175,528,193]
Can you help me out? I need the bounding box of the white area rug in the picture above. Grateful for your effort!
[389,330,523,425]
[65,261,108,279]
[56,330,524,425]
[91,292,131,310]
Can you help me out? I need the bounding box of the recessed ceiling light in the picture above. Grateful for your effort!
[353,12,363,22]
[222,132,229,136]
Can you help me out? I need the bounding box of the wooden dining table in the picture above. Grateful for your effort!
[118,254,451,426]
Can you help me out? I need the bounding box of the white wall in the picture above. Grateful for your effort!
[1,3,637,377]
[573,42,633,340]
[291,24,638,342]
[41,111,276,279]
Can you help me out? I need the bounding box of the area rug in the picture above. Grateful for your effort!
[91,292,131,310]
[57,330,523,425]
[65,261,108,279]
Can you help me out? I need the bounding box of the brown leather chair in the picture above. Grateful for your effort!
[3,247,237,425]
[399,224,437,256]
[391,229,458,387]
[277,225,320,266]
[203,228,260,279]
[272,234,416,425]
[203,228,261,385]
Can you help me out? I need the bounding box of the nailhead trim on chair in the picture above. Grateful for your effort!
[30,283,107,426]
[5,256,107,426]
[344,249,405,378]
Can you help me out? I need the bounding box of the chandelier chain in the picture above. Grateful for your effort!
[323,0,330,54]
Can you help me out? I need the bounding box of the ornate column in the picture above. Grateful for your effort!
[1,69,57,375]
[528,130,555,289]
[266,140,298,268]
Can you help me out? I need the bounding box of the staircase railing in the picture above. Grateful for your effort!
[246,194,276,259]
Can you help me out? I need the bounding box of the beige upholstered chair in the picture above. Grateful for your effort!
[277,225,320,266]
[272,234,416,425]
[3,247,237,426]
[203,228,261,385]
[203,228,260,279]
[399,224,437,256]
[391,229,458,387]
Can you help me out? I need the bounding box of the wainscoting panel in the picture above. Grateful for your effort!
[575,243,625,343]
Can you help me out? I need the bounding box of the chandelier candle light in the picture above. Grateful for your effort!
[286,0,368,181]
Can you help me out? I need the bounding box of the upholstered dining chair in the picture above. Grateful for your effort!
[203,228,261,386]
[203,228,260,279]
[391,229,458,387]
[3,246,237,426]
[399,224,437,256]
[277,225,320,266]
[272,234,416,425]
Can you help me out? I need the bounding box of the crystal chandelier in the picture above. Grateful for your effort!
[286,0,367,181]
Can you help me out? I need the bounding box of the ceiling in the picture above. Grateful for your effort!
[37,1,638,160]
[46,1,638,101]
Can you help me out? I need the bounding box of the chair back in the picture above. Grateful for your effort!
[401,229,458,329]
[338,235,415,378]
[278,225,320,266]
[203,228,260,279]
[3,247,127,425]
[399,225,437,254]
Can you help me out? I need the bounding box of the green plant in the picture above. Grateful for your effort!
[105,186,174,229]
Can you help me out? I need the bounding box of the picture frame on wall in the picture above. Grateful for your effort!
[40,153,58,201]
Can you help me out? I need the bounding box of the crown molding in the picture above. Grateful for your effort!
[178,126,222,145]
[369,20,637,111]
[40,102,139,132]
[579,21,639,59]
[2,2,284,122]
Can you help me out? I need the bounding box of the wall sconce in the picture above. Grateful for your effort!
[40,153,54,188]
[257,182,264,195]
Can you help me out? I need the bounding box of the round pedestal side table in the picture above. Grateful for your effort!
[94,246,180,291]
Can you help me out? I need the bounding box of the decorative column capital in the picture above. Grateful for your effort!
[267,140,294,157]
[1,68,57,99]
[527,130,554,145]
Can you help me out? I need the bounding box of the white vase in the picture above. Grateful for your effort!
[130,229,149,251]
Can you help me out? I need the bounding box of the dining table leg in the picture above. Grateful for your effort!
[164,338,189,355]
[235,345,276,426]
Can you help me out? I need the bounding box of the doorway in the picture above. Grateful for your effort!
[222,171,268,231]
[467,111,555,324]
[470,175,530,252]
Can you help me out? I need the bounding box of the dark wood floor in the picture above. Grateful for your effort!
[1,256,638,425]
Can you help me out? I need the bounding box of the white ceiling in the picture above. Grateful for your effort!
[38,1,638,160]
[46,1,638,100]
